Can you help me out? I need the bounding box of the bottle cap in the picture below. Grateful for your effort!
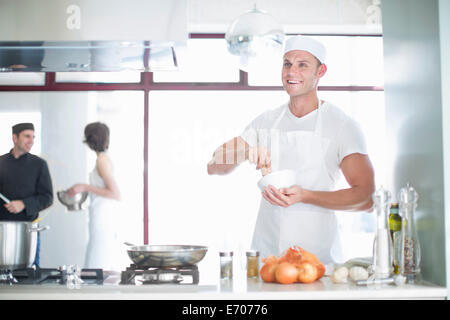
[390,203,399,214]
[246,250,259,257]
[219,251,233,257]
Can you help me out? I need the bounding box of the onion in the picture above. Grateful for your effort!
[297,262,319,283]
[260,262,278,283]
[275,262,298,284]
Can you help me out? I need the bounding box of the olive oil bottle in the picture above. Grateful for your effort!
[389,203,401,274]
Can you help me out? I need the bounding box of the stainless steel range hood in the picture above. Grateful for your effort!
[0,0,187,72]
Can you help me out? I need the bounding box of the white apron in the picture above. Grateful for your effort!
[251,102,344,264]
[84,166,121,270]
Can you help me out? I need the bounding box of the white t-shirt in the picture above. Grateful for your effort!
[240,101,368,183]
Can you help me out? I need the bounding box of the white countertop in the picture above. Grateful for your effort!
[0,271,446,300]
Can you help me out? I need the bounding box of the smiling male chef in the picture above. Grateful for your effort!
[207,35,375,264]
[0,123,53,267]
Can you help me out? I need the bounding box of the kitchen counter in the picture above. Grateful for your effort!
[0,271,446,300]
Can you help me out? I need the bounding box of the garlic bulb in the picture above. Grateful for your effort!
[349,266,369,281]
[394,274,406,286]
[331,266,349,284]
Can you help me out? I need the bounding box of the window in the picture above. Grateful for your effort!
[147,37,384,277]
[55,72,141,83]
[147,90,383,278]
[0,73,45,86]
[247,35,384,87]
[152,39,240,83]
[0,35,384,274]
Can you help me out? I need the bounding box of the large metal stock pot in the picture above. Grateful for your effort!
[0,221,49,270]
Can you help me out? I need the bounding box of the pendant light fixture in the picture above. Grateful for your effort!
[225,4,284,71]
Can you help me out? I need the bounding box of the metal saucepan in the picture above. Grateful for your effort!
[0,221,50,270]
[124,243,208,268]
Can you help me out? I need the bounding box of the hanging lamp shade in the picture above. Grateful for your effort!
[225,6,284,60]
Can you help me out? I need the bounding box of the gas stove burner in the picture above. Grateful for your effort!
[140,268,184,284]
[0,270,18,285]
[1,267,104,285]
[120,264,199,285]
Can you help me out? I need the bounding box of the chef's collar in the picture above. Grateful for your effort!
[8,149,30,160]
[287,104,318,121]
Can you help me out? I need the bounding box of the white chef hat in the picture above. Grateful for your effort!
[283,35,327,64]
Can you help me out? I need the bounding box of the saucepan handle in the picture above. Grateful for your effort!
[29,225,50,232]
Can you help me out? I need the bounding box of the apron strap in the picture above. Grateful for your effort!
[314,100,325,137]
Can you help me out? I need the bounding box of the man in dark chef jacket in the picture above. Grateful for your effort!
[0,123,53,267]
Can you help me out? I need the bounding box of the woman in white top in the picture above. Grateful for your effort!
[68,122,121,270]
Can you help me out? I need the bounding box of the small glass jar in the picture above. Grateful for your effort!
[219,251,233,279]
[246,250,259,278]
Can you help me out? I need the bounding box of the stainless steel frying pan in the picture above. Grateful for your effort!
[124,243,208,268]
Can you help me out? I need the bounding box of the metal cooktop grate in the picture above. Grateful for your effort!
[1,267,104,285]
[120,264,199,285]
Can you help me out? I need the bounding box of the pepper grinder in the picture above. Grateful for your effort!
[398,183,421,283]
[371,186,393,279]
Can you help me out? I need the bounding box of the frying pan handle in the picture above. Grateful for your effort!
[29,225,50,232]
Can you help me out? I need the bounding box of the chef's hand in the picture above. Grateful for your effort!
[262,185,305,208]
[67,184,87,197]
[4,200,25,214]
[248,146,272,176]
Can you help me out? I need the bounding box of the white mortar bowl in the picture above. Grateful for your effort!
[257,169,297,192]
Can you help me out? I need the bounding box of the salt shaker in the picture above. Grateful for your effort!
[219,251,233,279]
[246,250,259,278]
[398,183,421,283]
